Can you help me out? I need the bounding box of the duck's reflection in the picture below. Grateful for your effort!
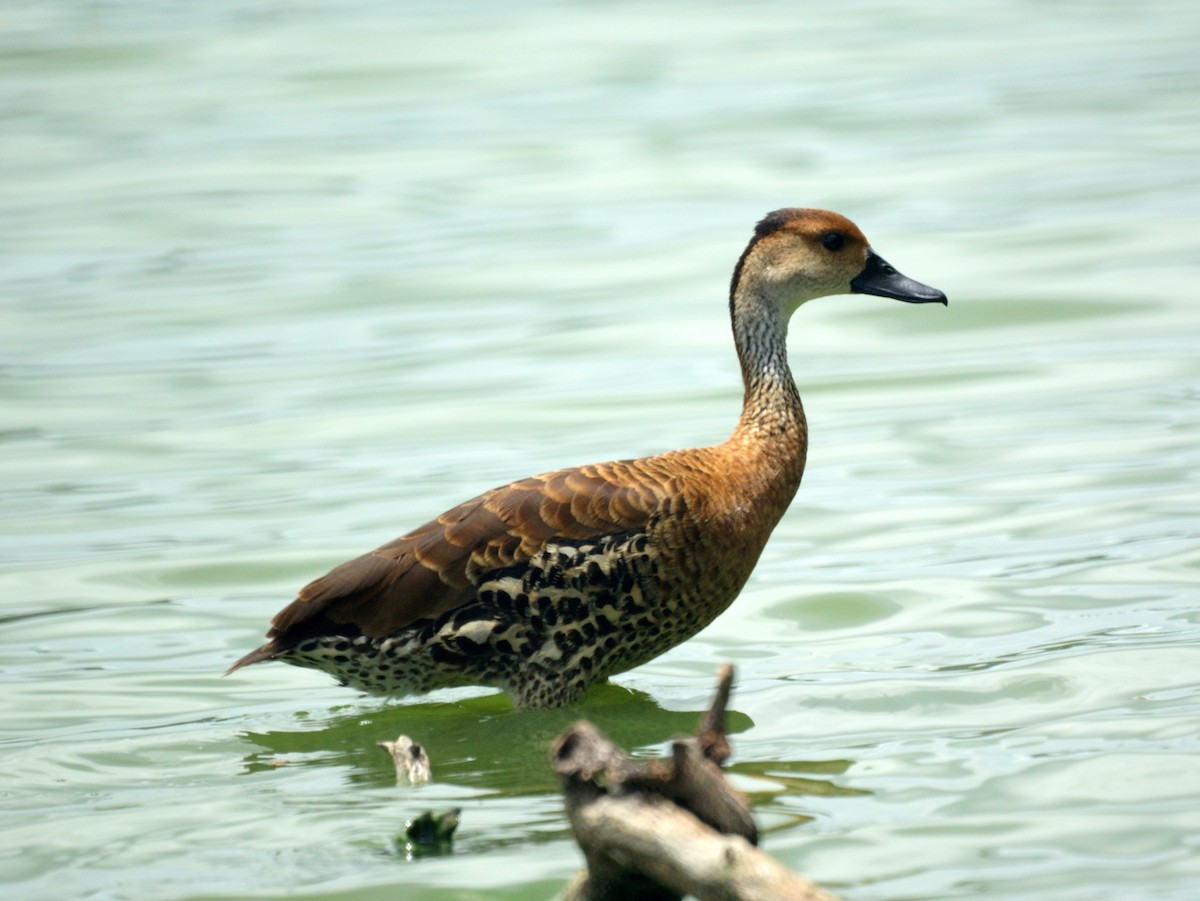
[238,682,864,832]
[239,682,750,794]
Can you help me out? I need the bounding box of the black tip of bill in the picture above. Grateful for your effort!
[851,249,948,305]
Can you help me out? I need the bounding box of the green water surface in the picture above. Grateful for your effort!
[3,2,1199,899]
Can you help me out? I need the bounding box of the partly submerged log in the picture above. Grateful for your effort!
[551,665,841,901]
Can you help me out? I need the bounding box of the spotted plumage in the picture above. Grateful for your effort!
[229,208,946,707]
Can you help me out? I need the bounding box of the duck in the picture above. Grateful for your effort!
[229,208,947,707]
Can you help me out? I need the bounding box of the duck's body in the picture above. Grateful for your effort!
[230,208,946,707]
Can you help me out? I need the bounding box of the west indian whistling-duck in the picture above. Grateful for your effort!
[229,208,947,707]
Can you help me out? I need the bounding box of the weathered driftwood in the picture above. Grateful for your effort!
[552,665,841,901]
[377,734,432,785]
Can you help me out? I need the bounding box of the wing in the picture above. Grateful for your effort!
[229,458,683,669]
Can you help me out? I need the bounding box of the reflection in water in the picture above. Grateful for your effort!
[239,680,872,862]
[731,758,870,835]
[240,682,754,794]
[239,679,865,844]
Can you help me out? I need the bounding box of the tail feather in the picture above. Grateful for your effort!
[225,641,284,675]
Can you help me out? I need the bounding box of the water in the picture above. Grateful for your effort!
[3,1,1199,898]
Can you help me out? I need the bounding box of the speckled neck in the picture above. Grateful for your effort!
[724,281,808,525]
[730,277,805,430]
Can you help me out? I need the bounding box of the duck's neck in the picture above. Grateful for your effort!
[729,288,807,458]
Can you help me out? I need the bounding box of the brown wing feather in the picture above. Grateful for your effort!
[230,459,678,669]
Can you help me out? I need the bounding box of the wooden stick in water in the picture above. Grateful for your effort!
[551,665,842,901]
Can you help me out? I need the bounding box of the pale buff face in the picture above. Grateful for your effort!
[740,209,873,311]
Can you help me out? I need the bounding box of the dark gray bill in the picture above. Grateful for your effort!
[851,249,948,305]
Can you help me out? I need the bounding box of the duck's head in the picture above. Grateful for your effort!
[730,208,947,315]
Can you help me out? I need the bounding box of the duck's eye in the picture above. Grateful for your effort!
[821,232,845,252]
